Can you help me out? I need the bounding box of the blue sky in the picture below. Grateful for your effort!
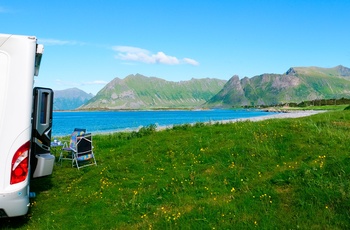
[1,0,349,94]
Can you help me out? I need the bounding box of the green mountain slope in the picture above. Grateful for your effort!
[80,74,226,109]
[206,65,350,107]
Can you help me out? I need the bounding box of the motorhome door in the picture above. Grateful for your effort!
[31,87,55,178]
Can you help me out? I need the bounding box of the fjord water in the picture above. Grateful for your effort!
[52,110,274,136]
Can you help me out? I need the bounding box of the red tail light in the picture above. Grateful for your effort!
[10,141,30,184]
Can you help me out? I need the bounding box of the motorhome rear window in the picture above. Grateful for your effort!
[40,92,48,124]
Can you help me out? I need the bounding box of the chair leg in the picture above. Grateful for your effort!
[72,156,76,168]
[58,151,63,165]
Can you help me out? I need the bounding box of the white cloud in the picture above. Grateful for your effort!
[153,51,180,65]
[39,38,86,46]
[183,58,199,66]
[113,45,199,66]
[113,46,153,63]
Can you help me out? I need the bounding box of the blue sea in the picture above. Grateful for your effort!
[52,109,275,136]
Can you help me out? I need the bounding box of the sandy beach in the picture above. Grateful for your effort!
[155,110,327,131]
[220,110,327,124]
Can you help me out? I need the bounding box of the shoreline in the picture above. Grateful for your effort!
[156,110,327,131]
[53,110,327,137]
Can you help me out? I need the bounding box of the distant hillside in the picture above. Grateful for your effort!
[205,65,350,107]
[80,74,226,110]
[54,88,93,110]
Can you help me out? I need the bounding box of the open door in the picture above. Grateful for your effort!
[31,87,55,178]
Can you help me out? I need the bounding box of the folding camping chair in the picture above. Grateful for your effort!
[72,133,97,169]
[58,128,86,164]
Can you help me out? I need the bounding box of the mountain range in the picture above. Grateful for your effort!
[53,88,93,110]
[79,74,226,110]
[53,65,350,110]
[205,65,350,107]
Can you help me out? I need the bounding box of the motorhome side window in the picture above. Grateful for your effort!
[40,92,48,124]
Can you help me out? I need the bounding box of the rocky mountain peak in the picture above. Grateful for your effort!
[335,65,350,77]
[285,67,296,75]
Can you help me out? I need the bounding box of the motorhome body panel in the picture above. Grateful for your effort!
[0,34,38,217]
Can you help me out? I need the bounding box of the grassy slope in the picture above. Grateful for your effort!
[2,111,350,229]
[83,75,226,109]
[124,75,226,107]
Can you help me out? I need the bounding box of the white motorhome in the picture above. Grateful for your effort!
[0,34,55,217]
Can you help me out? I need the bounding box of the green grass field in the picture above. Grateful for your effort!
[2,110,350,229]
[282,104,349,111]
